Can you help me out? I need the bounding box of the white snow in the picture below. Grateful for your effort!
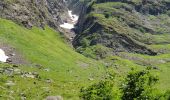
[60,23,75,29]
[60,10,79,29]
[0,49,8,62]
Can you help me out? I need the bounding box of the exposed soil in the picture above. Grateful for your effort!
[0,42,29,65]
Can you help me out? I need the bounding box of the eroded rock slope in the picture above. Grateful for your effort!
[73,0,170,59]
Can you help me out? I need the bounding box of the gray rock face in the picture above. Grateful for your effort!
[0,0,69,29]
[66,0,83,14]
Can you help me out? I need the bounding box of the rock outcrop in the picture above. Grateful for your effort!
[0,0,69,29]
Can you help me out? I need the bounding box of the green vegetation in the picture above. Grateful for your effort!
[80,80,120,100]
[1,17,169,99]
[1,0,170,99]
[80,68,170,100]
[75,1,170,98]
[121,68,160,100]
[0,18,106,99]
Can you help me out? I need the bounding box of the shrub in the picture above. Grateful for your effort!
[121,67,161,100]
[80,80,121,100]
[80,67,170,100]
[163,90,170,100]
[80,71,121,100]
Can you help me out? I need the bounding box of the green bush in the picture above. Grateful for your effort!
[121,67,162,100]
[80,80,120,100]
[80,38,90,47]
[80,71,121,100]
[80,67,170,100]
[163,90,170,100]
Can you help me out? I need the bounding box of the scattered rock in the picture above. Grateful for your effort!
[20,93,27,100]
[21,72,39,79]
[44,68,50,72]
[35,64,43,69]
[22,74,35,78]
[5,81,15,86]
[42,87,50,92]
[88,78,94,81]
[21,97,26,100]
[14,68,21,72]
[9,90,14,94]
[159,60,166,64]
[46,79,53,83]
[46,96,63,100]
[4,68,14,76]
[20,93,26,97]
[6,58,12,63]
[9,53,15,57]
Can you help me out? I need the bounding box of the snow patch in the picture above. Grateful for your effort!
[0,49,9,62]
[60,23,74,29]
[60,10,79,29]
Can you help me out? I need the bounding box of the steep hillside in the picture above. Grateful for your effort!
[0,18,144,99]
[74,0,170,57]
[73,0,170,93]
[0,18,107,99]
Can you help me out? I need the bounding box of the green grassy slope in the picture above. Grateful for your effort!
[117,52,170,90]
[0,18,106,99]
[75,1,170,93]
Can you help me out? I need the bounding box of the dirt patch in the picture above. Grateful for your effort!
[0,42,29,65]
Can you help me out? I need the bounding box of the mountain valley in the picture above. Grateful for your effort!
[0,0,170,99]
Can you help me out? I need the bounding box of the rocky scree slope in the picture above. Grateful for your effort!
[73,0,170,59]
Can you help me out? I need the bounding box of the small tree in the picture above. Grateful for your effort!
[121,67,160,100]
[80,71,121,100]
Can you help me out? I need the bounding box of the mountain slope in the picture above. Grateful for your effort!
[0,18,107,99]
[74,0,170,57]
[0,18,143,99]
[73,0,170,92]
